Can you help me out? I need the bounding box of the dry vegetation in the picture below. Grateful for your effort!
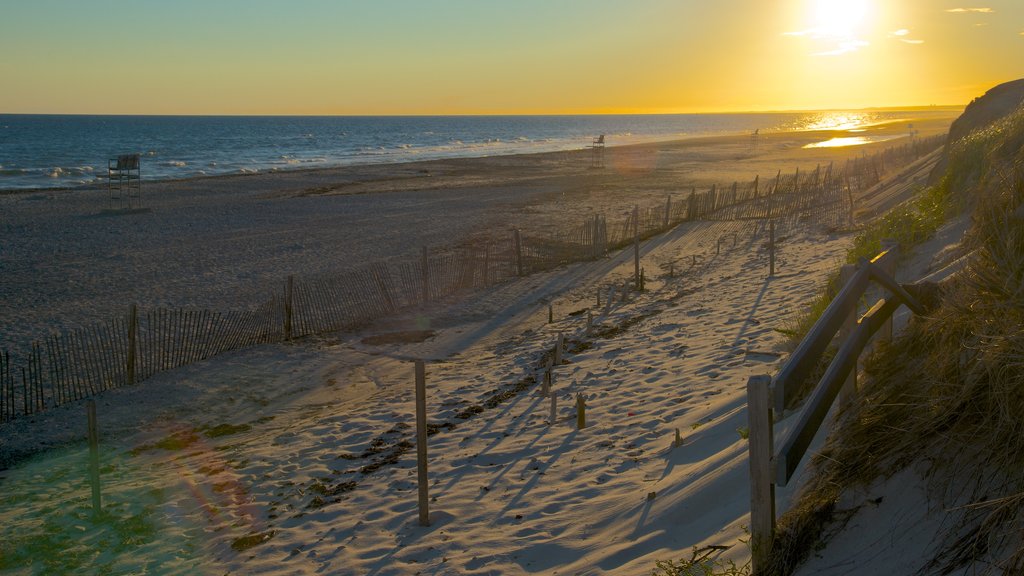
[769,106,1024,574]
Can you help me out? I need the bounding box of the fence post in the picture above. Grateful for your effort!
[421,247,430,304]
[414,360,430,526]
[550,393,557,423]
[483,245,490,287]
[747,375,775,572]
[576,394,586,429]
[513,229,524,277]
[127,304,137,386]
[879,239,899,344]
[769,222,776,277]
[548,304,553,324]
[87,399,102,519]
[555,333,564,365]
[284,275,294,339]
[633,205,640,290]
[664,195,671,228]
[838,264,858,405]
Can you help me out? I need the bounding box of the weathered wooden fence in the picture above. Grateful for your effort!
[0,137,944,424]
[745,243,929,571]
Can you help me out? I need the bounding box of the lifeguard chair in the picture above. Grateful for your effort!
[107,153,141,209]
[589,134,605,168]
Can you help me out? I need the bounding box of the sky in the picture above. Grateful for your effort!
[0,0,1021,115]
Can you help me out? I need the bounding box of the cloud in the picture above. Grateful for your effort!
[814,40,870,56]
[945,7,994,13]
[887,29,923,44]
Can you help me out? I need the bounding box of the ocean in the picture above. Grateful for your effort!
[0,111,946,190]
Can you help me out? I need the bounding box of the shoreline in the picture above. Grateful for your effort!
[0,110,959,196]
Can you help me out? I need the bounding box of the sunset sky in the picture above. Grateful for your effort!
[1,0,1021,115]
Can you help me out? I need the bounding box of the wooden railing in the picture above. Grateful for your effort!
[746,242,927,572]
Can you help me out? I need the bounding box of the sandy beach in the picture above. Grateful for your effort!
[0,111,960,574]
[0,112,956,356]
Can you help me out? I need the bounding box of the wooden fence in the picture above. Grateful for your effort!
[745,244,929,571]
[0,137,944,425]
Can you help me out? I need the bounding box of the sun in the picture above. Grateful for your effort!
[812,0,870,38]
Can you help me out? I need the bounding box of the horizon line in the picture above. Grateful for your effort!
[0,104,966,118]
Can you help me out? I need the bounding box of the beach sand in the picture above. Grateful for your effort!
[0,112,956,355]
[0,111,959,574]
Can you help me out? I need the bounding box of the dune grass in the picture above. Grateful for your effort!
[767,105,1024,574]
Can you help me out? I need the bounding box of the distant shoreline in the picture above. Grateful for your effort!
[0,110,961,196]
[0,108,963,194]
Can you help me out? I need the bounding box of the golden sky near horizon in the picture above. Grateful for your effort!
[0,0,1022,115]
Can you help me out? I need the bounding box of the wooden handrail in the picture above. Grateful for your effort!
[775,297,900,485]
[773,263,870,414]
[748,242,927,570]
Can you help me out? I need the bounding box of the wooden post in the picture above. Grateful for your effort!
[87,399,102,518]
[633,205,640,290]
[284,275,294,339]
[513,229,524,277]
[542,369,551,397]
[421,247,430,304]
[414,360,430,526]
[769,222,776,277]
[747,375,775,572]
[664,195,671,228]
[127,304,137,386]
[586,310,593,333]
[555,333,564,365]
[879,240,899,344]
[576,394,586,429]
[548,304,553,324]
[483,245,490,287]
[838,264,857,405]
[550,393,557,423]
[674,428,683,448]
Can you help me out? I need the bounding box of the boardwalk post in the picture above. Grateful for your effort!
[127,304,138,386]
[87,399,102,518]
[633,205,640,290]
[516,226,524,276]
[769,222,776,277]
[284,275,294,339]
[414,360,430,526]
[421,246,430,304]
[664,195,671,228]
[747,375,775,572]
[838,264,857,405]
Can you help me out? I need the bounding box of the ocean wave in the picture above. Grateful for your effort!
[161,160,187,167]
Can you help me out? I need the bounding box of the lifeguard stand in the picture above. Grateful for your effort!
[107,153,141,209]
[589,134,605,168]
